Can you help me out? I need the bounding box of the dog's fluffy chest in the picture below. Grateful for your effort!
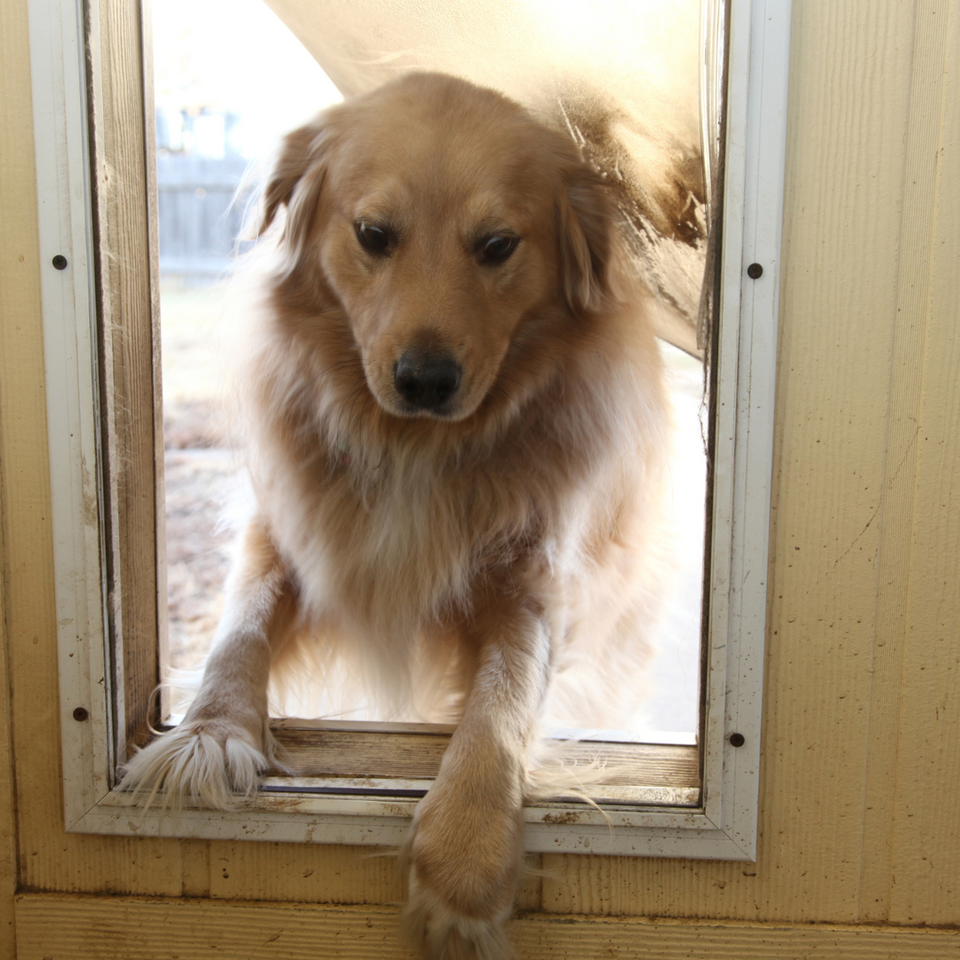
[263,441,546,638]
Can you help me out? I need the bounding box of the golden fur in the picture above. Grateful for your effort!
[122,73,669,958]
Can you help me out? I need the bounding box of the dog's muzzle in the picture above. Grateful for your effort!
[394,350,462,413]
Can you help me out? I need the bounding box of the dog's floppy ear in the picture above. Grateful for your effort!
[558,165,617,316]
[259,119,333,259]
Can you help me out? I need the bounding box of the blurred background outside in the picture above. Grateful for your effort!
[153,0,704,738]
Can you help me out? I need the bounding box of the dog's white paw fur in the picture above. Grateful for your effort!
[119,716,279,809]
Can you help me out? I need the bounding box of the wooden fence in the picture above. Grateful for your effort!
[156,154,251,279]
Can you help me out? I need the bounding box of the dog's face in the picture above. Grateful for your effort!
[261,74,615,422]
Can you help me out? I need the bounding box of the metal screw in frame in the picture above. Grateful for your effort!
[747,262,763,279]
[52,255,68,270]
[729,732,746,747]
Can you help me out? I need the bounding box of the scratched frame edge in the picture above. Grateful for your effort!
[31,0,791,859]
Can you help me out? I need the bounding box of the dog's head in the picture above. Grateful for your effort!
[260,73,619,422]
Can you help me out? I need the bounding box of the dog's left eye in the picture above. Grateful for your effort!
[479,234,519,265]
[355,222,395,255]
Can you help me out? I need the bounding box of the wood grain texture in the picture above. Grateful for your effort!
[0,552,16,957]
[1,0,186,905]
[204,840,405,904]
[540,0,960,926]
[14,895,960,960]
[0,3,36,956]
[90,0,162,755]
[2,0,960,950]
[862,0,958,921]
[142,0,172,723]
[889,0,960,925]
[544,0,906,922]
[274,726,699,788]
[0,0,57,951]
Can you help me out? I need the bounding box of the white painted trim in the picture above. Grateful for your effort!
[704,0,793,860]
[29,0,115,828]
[32,0,792,861]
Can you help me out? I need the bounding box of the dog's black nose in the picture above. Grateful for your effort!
[394,351,462,411]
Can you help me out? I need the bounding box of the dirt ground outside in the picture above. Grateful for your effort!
[161,282,240,678]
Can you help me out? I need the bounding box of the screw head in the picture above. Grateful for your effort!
[52,255,68,270]
[73,706,89,722]
[729,732,746,747]
[747,262,763,279]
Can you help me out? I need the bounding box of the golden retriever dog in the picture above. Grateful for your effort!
[123,72,668,958]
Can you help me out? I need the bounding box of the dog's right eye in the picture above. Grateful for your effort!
[355,222,395,256]
[478,234,520,265]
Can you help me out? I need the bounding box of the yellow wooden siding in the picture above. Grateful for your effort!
[1,0,959,956]
[890,0,960,922]
[0,0,53,944]
[12,896,960,959]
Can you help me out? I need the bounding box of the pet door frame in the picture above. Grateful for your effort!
[32,0,791,860]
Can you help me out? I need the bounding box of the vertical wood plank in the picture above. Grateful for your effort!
[0,0,61,939]
[0,3,42,957]
[141,0,172,722]
[889,0,960,925]
[858,0,957,921]
[0,554,16,960]
[543,0,919,922]
[89,0,163,755]
[0,2,36,949]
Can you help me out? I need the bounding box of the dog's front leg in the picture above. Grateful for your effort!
[120,519,295,809]
[405,597,552,959]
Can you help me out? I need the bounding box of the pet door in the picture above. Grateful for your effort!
[156,0,714,762]
[35,0,788,858]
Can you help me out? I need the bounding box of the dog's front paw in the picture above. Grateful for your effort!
[404,877,514,960]
[119,714,276,810]
[402,776,523,959]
